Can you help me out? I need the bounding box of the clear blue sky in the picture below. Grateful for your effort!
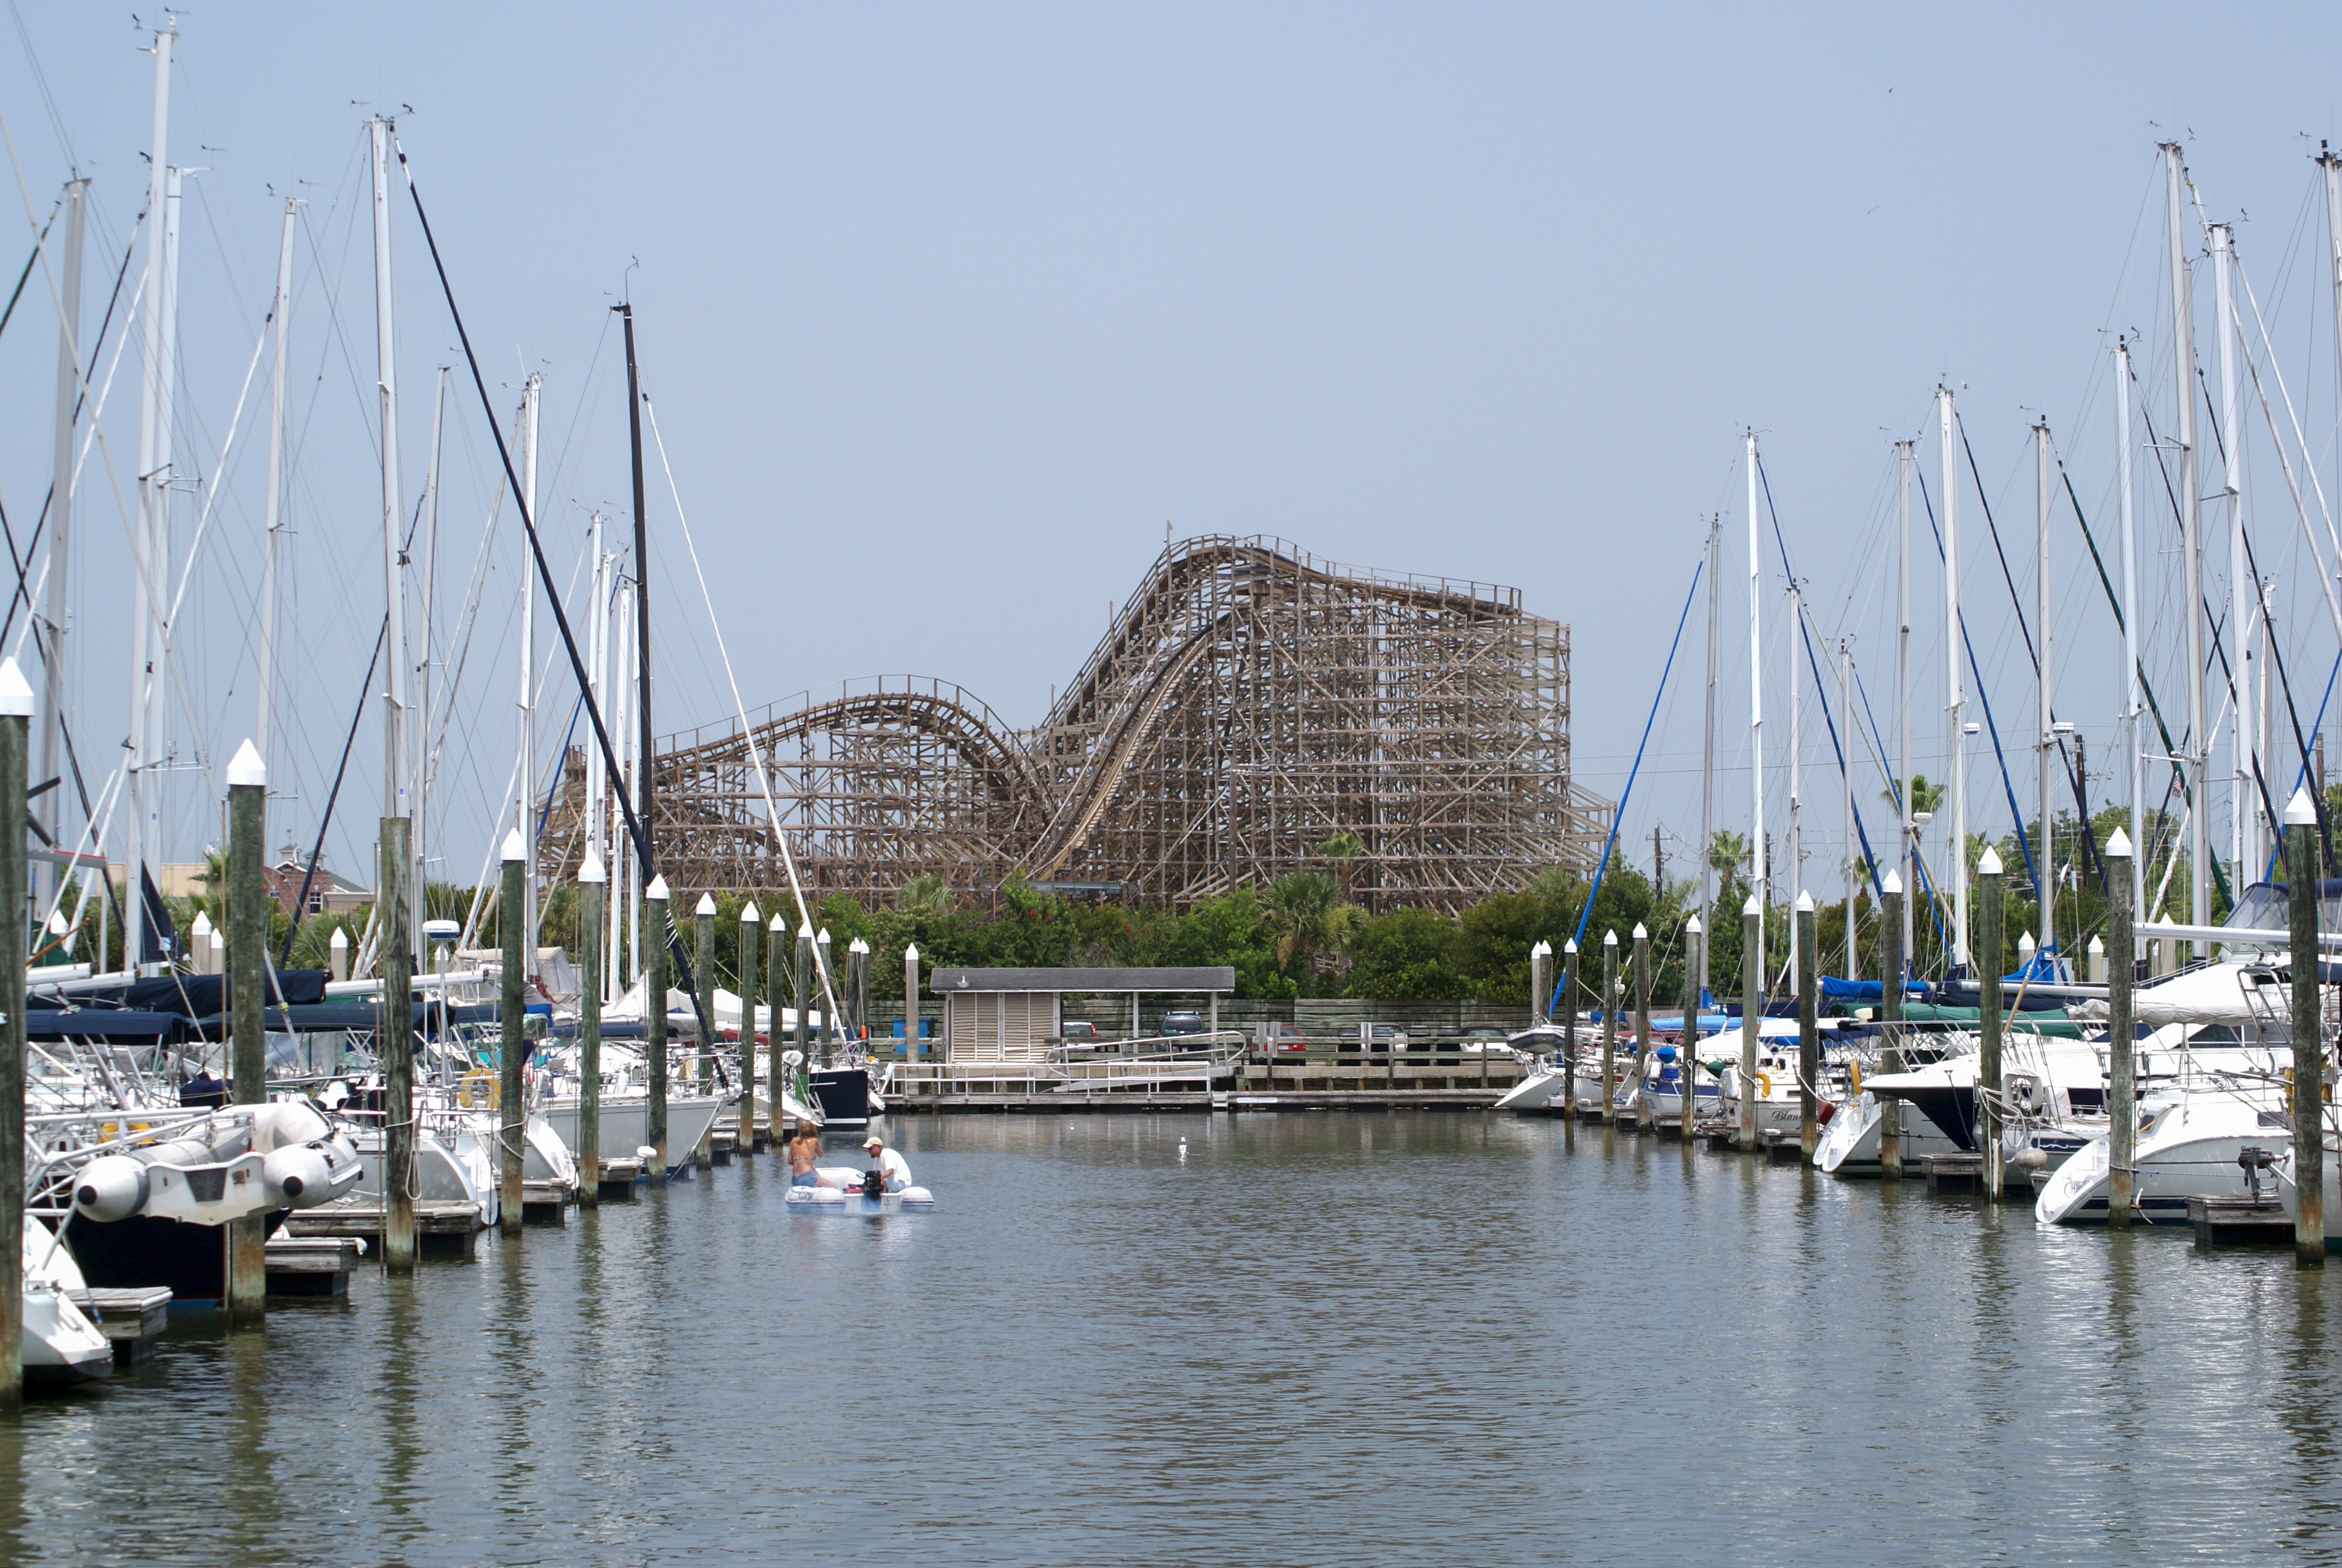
[3,3,2340,903]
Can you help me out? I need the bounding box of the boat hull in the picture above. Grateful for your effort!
[785,1184,934,1216]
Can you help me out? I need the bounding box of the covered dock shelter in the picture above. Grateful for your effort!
[927,966,1236,1063]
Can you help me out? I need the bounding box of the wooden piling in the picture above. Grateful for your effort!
[645,876,671,1176]
[0,660,30,1402]
[737,902,760,1154]
[769,913,790,1139]
[1681,916,1701,1134]
[1879,873,1904,1180]
[499,832,526,1236]
[577,851,605,1208]
[1976,847,2004,1197]
[2287,790,2325,1269]
[1599,931,1618,1126]
[1739,896,1760,1152]
[226,740,268,1325]
[816,928,833,1067]
[1795,891,1817,1159]
[695,895,717,1097]
[1632,924,1652,1127]
[2104,830,2133,1229]
[381,815,417,1268]
[1561,939,1579,1114]
[903,942,922,1102]
[794,922,812,1080]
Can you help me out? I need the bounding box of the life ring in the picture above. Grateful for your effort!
[457,1069,499,1110]
[1755,1070,1773,1098]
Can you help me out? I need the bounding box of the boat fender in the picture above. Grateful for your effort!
[1816,1099,1836,1126]
[2014,1147,2049,1170]
[72,1154,151,1222]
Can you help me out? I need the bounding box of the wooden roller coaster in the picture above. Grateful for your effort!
[537,537,1611,912]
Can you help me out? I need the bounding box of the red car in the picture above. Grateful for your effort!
[1255,1023,1308,1052]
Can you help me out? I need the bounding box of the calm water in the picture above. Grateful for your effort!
[3,1112,2339,1566]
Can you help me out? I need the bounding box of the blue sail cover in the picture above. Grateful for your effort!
[1820,976,1930,1001]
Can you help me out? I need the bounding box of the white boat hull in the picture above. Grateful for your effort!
[535,1095,726,1174]
[1814,1093,1964,1175]
[785,1184,934,1215]
[2038,1098,2292,1226]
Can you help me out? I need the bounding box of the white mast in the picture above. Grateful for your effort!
[1840,636,1856,975]
[2210,221,2252,880]
[617,575,639,990]
[516,372,542,980]
[1699,512,1719,997]
[2034,420,2055,969]
[369,115,410,852]
[1746,432,1766,994]
[257,199,296,766]
[416,364,446,947]
[38,177,86,913]
[1939,386,1968,971]
[1896,439,1914,976]
[1786,574,1802,994]
[127,20,175,973]
[2116,337,2145,920]
[2163,142,2208,952]
[586,510,607,901]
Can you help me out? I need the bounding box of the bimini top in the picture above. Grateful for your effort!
[928,966,1235,995]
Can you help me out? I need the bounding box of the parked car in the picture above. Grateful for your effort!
[1058,1020,1102,1045]
[1159,1010,1210,1037]
[1363,1023,1410,1052]
[1253,1022,1307,1053]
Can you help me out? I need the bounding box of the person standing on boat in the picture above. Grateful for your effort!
[862,1134,912,1193]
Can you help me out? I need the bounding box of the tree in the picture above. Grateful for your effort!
[1262,871,1340,979]
[1707,830,1748,909]
[1346,907,1467,1001]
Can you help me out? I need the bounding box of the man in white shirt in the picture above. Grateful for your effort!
[862,1134,912,1192]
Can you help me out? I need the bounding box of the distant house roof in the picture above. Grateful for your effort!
[927,966,1234,995]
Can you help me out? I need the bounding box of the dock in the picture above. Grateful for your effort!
[67,1287,171,1365]
[2188,1193,2295,1247]
[284,1200,487,1258]
[266,1236,364,1299]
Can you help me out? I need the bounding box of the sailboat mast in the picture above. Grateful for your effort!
[2210,222,2252,879]
[1787,574,1802,992]
[127,23,172,975]
[587,511,606,895]
[1840,637,1855,975]
[620,303,654,958]
[369,117,410,831]
[2163,142,2209,950]
[416,364,446,951]
[257,199,296,768]
[1896,439,1913,977]
[38,177,85,914]
[1939,388,1968,972]
[2034,420,2055,967]
[516,373,540,980]
[2116,337,2145,919]
[1699,513,1719,997]
[1746,433,1766,994]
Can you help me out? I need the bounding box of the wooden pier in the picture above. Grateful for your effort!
[285,1200,486,1258]
[266,1236,364,1299]
[69,1287,171,1365]
[2188,1194,2294,1247]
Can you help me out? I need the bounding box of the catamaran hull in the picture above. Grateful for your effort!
[536,1095,725,1175]
[1814,1093,1964,1175]
[2040,1114,2291,1226]
[66,1208,288,1304]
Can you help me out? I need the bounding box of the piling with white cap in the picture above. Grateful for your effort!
[694,892,719,1100]
[2104,828,2135,1228]
[1679,917,1702,1136]
[768,910,791,1142]
[226,738,269,1325]
[1879,870,1905,1179]
[1976,844,2005,1197]
[2285,787,2324,1268]
[903,941,922,1100]
[499,828,527,1234]
[1562,938,1580,1116]
[1600,930,1620,1128]
[577,848,606,1205]
[1630,924,1651,1120]
[645,874,671,1177]
[737,900,762,1154]
[0,657,30,1398]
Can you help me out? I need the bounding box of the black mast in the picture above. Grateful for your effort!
[619,303,654,877]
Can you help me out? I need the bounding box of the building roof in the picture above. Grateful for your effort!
[928,965,1235,995]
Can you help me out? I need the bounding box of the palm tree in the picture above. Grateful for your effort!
[1707,829,1748,907]
[1881,773,1945,818]
[1263,871,1340,975]
[895,874,954,915]
[1317,830,1364,902]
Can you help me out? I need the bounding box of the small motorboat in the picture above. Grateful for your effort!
[786,1168,934,1214]
[22,1216,111,1389]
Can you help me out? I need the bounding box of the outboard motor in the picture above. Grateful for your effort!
[2239,1145,2278,1202]
[861,1168,884,1199]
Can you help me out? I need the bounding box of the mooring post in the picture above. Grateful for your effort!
[2104,829,2133,1229]
[381,815,416,1268]
[645,875,671,1178]
[903,941,922,1101]
[816,927,833,1069]
[694,894,717,1098]
[1599,930,1618,1125]
[1529,940,1548,1030]
[1796,891,1817,1160]
[768,912,790,1136]
[498,830,526,1235]
[1739,896,1761,1152]
[1681,916,1702,1135]
[577,849,605,1207]
[1879,871,1904,1180]
[1976,846,2004,1197]
[0,661,26,1402]
[737,901,761,1154]
[1632,924,1652,1127]
[2287,788,2326,1269]
[1561,939,1579,1114]
[226,740,268,1326]
[794,921,813,1087]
